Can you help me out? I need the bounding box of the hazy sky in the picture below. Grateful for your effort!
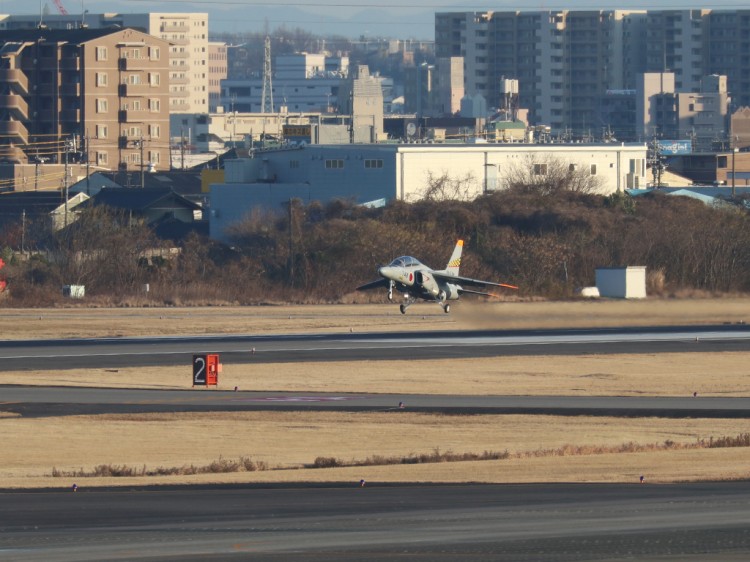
[4,1,750,39]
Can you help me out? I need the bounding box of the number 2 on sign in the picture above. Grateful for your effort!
[193,356,206,385]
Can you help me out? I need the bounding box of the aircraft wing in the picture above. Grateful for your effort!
[433,272,518,290]
[356,278,391,291]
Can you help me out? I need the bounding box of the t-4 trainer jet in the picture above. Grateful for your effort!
[356,239,517,314]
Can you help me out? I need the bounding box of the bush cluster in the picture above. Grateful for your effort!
[3,189,750,307]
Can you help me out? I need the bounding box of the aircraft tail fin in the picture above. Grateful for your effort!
[445,239,463,276]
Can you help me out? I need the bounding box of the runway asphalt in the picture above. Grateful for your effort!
[2,482,750,561]
[0,324,749,370]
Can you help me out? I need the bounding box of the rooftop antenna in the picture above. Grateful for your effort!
[261,36,274,113]
[81,0,88,28]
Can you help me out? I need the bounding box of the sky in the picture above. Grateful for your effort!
[3,1,750,39]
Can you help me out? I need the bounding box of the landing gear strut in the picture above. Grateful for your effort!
[399,296,415,315]
[387,280,394,301]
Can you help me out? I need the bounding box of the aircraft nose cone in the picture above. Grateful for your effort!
[378,266,387,277]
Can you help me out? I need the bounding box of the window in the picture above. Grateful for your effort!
[132,100,142,111]
[129,126,143,137]
[364,159,383,169]
[96,46,107,61]
[128,74,142,85]
[96,151,108,165]
[96,72,108,87]
[149,151,160,164]
[150,124,160,138]
[533,163,547,175]
[289,160,299,169]
[96,125,108,139]
[149,98,160,112]
[149,72,160,86]
[131,152,141,164]
[569,163,578,171]
[96,99,108,113]
[325,159,344,169]
[149,47,160,61]
[590,164,597,175]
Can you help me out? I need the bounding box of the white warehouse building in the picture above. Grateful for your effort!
[209,143,648,242]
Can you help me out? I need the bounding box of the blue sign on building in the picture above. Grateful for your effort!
[658,140,692,155]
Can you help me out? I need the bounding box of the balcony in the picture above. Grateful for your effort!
[0,69,29,95]
[60,58,80,71]
[169,37,190,46]
[60,109,80,122]
[119,57,149,71]
[119,83,148,96]
[61,82,81,96]
[118,109,148,122]
[0,144,27,163]
[161,23,189,33]
[0,120,29,144]
[0,95,28,120]
[170,75,189,84]
[170,100,190,111]
[170,50,190,59]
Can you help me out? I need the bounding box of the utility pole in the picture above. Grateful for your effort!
[21,209,25,253]
[180,127,185,170]
[137,136,145,188]
[64,137,70,228]
[85,129,90,196]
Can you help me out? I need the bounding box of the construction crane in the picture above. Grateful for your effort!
[52,0,69,15]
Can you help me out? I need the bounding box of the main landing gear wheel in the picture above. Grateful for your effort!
[400,304,407,314]
[443,304,451,314]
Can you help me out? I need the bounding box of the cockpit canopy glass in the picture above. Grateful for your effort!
[389,256,422,268]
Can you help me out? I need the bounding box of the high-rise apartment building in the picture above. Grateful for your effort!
[0,28,171,171]
[0,12,209,114]
[435,8,750,137]
[208,42,227,112]
[436,10,646,135]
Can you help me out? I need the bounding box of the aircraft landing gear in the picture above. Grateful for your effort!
[441,302,451,314]
[388,280,394,301]
[400,303,407,314]
[400,296,415,315]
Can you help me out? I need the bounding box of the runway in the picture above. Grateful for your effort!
[2,482,750,561]
[0,324,749,370]
[3,324,750,560]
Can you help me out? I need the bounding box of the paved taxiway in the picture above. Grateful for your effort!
[3,482,750,561]
[3,386,750,418]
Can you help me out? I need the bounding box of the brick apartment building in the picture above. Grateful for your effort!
[0,27,171,177]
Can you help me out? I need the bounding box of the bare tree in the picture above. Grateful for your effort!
[416,171,479,202]
[501,155,604,196]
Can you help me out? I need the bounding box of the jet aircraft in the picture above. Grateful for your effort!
[356,240,517,314]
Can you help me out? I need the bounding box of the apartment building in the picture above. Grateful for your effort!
[436,10,645,135]
[0,12,209,114]
[208,42,227,112]
[0,28,171,172]
[435,8,750,138]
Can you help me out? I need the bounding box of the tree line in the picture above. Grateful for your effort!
[1,186,749,306]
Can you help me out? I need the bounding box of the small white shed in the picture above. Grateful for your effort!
[595,266,647,299]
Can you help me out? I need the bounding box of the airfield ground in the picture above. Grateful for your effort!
[1,298,750,489]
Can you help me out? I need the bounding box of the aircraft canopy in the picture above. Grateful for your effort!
[389,256,422,268]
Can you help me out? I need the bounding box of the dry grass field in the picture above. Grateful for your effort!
[1,298,750,489]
